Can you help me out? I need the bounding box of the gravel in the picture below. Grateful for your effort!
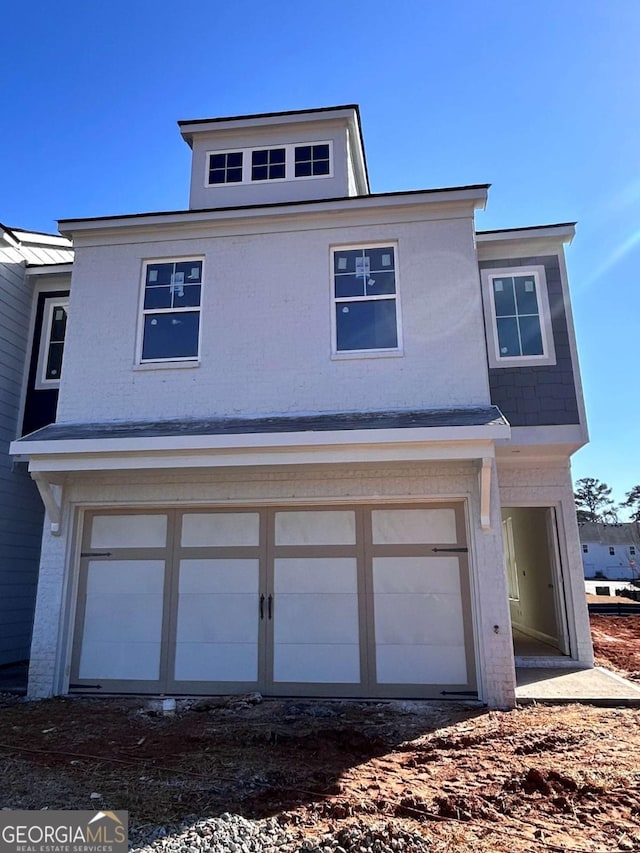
[130,814,431,853]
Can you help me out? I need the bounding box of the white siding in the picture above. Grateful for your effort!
[57,214,490,424]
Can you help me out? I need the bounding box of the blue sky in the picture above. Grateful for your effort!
[2,1,639,512]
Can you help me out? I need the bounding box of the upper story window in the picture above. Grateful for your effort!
[139,259,203,363]
[295,144,330,177]
[480,265,556,368]
[35,297,69,389]
[208,151,243,184]
[205,141,333,186]
[630,546,636,556]
[609,546,615,556]
[251,148,286,181]
[582,544,589,553]
[331,244,402,356]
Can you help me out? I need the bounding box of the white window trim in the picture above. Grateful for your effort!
[35,297,69,390]
[136,257,204,366]
[204,140,334,187]
[480,264,556,368]
[330,241,404,359]
[502,516,520,601]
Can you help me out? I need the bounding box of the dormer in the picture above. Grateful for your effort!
[179,104,369,210]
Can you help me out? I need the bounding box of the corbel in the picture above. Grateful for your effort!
[32,473,62,535]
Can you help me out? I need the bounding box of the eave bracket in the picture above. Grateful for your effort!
[32,473,62,535]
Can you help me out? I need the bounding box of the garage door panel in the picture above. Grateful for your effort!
[79,640,161,681]
[372,556,461,595]
[374,594,465,646]
[176,593,259,643]
[275,510,356,545]
[274,557,357,593]
[174,642,257,682]
[273,643,360,683]
[371,509,457,544]
[179,559,258,594]
[85,559,165,595]
[83,593,163,643]
[376,644,468,685]
[275,594,359,644]
[181,513,260,547]
[90,515,167,549]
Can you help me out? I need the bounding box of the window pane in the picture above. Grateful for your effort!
[252,149,268,166]
[493,277,516,317]
[518,315,544,355]
[227,167,242,182]
[295,161,312,177]
[496,317,520,357]
[209,169,226,184]
[312,144,330,160]
[210,154,226,170]
[146,263,173,286]
[295,146,311,162]
[335,274,365,298]
[333,250,361,275]
[173,284,201,308]
[50,306,67,342]
[46,341,64,380]
[144,286,172,310]
[336,300,398,351]
[514,275,539,315]
[365,247,395,271]
[363,270,395,295]
[252,165,268,181]
[312,159,330,175]
[271,148,286,164]
[142,312,200,360]
[175,261,202,284]
[269,162,285,179]
[228,152,243,168]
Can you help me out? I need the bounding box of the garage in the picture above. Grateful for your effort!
[70,504,476,698]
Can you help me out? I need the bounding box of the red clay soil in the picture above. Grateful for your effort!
[0,694,639,853]
[591,615,640,680]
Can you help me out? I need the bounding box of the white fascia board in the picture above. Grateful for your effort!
[11,422,510,459]
[58,187,489,238]
[26,263,74,276]
[476,224,575,243]
[179,107,360,140]
[11,230,72,248]
[25,438,499,474]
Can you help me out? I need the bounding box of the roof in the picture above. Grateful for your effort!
[177,104,362,128]
[0,222,74,266]
[18,406,508,444]
[579,522,640,547]
[57,184,490,231]
[477,222,577,235]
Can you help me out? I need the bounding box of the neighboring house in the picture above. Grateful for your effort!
[9,105,593,708]
[0,224,73,665]
[580,522,640,581]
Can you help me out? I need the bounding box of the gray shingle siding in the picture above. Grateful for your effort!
[479,255,579,427]
[0,259,43,665]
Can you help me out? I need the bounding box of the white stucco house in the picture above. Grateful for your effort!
[9,105,593,708]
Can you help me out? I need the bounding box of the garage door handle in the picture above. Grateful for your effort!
[432,547,468,553]
[268,594,273,620]
[259,594,265,620]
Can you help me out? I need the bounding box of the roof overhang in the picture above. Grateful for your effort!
[11,408,510,474]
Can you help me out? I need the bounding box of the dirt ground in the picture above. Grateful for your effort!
[591,615,640,680]
[1,616,639,852]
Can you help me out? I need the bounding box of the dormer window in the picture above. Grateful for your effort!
[208,152,243,184]
[251,148,286,181]
[205,141,333,186]
[295,144,330,177]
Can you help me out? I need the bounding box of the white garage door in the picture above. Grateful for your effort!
[71,505,475,698]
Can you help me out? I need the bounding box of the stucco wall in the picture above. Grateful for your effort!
[57,215,491,424]
[28,459,515,709]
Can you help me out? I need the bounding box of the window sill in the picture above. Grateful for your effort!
[134,360,201,372]
[331,349,404,361]
[489,354,557,369]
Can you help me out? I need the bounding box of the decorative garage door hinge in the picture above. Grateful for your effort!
[431,547,468,553]
[440,689,478,696]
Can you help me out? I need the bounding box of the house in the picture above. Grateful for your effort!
[580,521,640,582]
[9,105,593,708]
[0,224,72,665]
